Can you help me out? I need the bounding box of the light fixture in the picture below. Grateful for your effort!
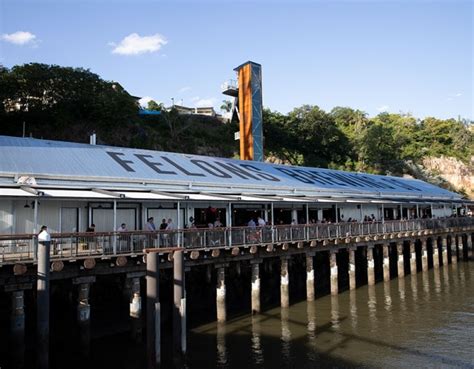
[24,201,30,208]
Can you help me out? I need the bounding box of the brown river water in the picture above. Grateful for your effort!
[185,263,474,369]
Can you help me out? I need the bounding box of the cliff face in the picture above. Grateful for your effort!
[422,156,474,199]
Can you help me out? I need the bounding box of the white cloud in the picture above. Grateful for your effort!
[377,105,390,112]
[178,86,192,93]
[194,97,217,107]
[1,31,37,45]
[455,93,462,97]
[111,33,167,55]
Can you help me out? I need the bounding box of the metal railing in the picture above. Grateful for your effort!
[1,217,473,264]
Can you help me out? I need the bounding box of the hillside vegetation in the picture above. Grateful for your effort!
[1,63,473,196]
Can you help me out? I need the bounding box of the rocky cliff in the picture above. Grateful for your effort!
[421,156,474,199]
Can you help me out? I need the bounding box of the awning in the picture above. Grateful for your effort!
[0,188,36,197]
[41,189,118,198]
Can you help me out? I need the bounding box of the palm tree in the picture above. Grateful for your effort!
[220,100,232,113]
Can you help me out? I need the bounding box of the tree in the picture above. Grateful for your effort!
[0,63,138,143]
[220,100,232,113]
[147,100,164,111]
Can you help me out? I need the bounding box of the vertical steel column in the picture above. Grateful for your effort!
[146,251,160,368]
[33,199,38,260]
[227,203,232,248]
[37,238,50,369]
[113,200,117,255]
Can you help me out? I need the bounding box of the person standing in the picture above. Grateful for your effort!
[145,217,156,231]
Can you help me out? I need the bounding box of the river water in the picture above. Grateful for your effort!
[186,263,474,369]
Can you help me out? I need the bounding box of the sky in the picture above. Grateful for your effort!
[0,0,472,120]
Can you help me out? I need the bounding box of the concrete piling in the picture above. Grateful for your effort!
[306,253,315,301]
[421,238,428,271]
[367,246,375,286]
[409,241,417,275]
[216,266,227,322]
[383,243,390,282]
[281,258,290,307]
[146,251,160,369]
[348,248,356,290]
[173,249,186,356]
[251,261,261,313]
[330,250,338,295]
[37,239,50,369]
[397,242,405,278]
[129,276,142,342]
[433,238,440,268]
[450,236,458,265]
[467,234,473,260]
[442,236,448,266]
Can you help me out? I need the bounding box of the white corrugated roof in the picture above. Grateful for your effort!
[0,135,462,201]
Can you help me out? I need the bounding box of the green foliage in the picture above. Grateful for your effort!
[1,63,472,185]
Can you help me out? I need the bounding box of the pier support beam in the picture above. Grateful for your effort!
[281,257,290,307]
[397,242,405,278]
[330,250,338,295]
[421,238,428,272]
[348,247,356,290]
[457,235,463,261]
[467,234,473,260]
[433,238,440,268]
[450,236,458,265]
[173,250,186,356]
[383,243,390,282]
[128,275,143,342]
[442,236,448,266]
[251,260,261,313]
[306,253,315,301]
[216,266,227,322]
[37,239,50,369]
[367,245,375,286]
[409,241,416,275]
[146,251,160,369]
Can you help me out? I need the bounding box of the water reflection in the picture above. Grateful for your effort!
[306,301,316,363]
[250,316,264,366]
[188,263,473,369]
[280,308,291,366]
[330,295,340,330]
[216,323,228,367]
[367,285,377,333]
[349,290,358,331]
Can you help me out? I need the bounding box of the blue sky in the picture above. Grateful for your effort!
[1,0,472,120]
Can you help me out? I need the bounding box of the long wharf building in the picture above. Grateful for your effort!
[0,135,473,368]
